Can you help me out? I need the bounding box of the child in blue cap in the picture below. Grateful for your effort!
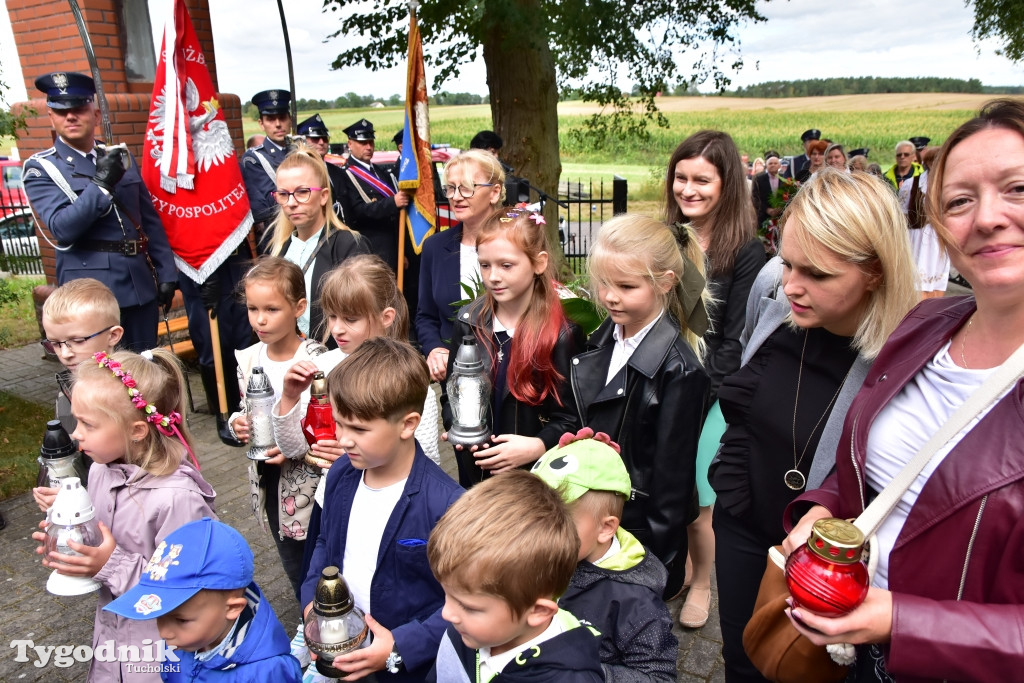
[105,518,301,682]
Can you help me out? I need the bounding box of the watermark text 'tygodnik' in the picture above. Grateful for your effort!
[9,638,180,670]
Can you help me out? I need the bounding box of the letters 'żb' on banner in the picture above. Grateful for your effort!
[142,0,252,284]
[398,4,437,254]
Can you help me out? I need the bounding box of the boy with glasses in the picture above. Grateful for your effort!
[35,278,123,503]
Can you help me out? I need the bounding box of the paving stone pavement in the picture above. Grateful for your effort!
[0,344,724,681]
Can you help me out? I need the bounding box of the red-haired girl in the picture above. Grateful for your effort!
[443,207,584,487]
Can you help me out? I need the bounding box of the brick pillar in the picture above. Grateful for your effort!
[7,0,243,285]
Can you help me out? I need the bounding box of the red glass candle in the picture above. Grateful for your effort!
[785,518,869,617]
[302,372,335,467]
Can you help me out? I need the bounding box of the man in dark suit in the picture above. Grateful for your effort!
[750,151,783,229]
[23,72,177,352]
[338,119,420,322]
[240,89,291,252]
[781,128,820,179]
[296,113,347,221]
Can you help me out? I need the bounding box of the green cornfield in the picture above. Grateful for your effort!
[272,103,974,163]
[242,97,985,199]
[557,109,974,164]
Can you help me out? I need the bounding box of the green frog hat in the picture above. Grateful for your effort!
[531,427,632,503]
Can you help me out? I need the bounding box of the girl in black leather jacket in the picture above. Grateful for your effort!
[571,215,710,588]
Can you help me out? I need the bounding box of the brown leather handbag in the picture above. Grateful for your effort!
[741,546,848,683]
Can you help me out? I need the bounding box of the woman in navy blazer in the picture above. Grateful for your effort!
[414,150,506,381]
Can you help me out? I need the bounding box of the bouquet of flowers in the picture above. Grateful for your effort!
[758,177,800,255]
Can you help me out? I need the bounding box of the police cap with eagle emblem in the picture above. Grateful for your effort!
[297,113,330,139]
[251,88,292,116]
[34,71,95,110]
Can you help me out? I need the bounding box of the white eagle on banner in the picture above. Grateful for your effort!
[147,78,234,173]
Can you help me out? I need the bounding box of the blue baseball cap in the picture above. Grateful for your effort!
[104,518,254,619]
[35,72,95,110]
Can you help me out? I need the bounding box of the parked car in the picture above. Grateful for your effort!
[1,158,30,219]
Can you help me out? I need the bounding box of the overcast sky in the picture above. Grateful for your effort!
[2,0,1022,104]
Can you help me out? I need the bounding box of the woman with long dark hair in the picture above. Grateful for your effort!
[664,130,765,626]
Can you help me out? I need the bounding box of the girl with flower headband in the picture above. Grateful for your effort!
[32,348,216,682]
[443,206,585,487]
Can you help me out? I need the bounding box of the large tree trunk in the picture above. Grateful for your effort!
[481,0,563,264]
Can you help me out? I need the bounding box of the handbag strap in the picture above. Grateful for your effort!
[853,339,1024,538]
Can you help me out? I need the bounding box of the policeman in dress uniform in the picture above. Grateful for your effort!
[337,119,420,324]
[296,113,347,222]
[240,89,292,253]
[23,72,177,352]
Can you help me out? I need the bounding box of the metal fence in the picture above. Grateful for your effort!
[1,173,627,280]
[553,175,627,275]
[0,197,43,276]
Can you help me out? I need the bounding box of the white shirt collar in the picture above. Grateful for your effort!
[291,226,324,246]
[59,138,96,159]
[606,310,664,385]
[492,315,515,338]
[349,156,373,171]
[612,309,663,347]
[593,533,621,567]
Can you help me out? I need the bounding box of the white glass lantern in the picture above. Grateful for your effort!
[446,336,493,448]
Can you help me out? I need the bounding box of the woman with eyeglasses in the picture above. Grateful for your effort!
[415,149,506,381]
[267,144,369,345]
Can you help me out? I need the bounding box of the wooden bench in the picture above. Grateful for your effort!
[158,291,195,360]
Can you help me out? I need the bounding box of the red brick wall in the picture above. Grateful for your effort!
[8,0,243,284]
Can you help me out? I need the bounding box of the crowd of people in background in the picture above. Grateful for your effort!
[22,69,1024,683]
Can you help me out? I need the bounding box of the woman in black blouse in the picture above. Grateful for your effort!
[708,169,917,682]
[664,130,765,626]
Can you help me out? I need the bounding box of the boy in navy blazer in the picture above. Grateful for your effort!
[300,338,462,680]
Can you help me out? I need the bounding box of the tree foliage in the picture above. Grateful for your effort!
[321,0,764,265]
[322,0,766,145]
[970,0,1024,63]
[0,59,29,140]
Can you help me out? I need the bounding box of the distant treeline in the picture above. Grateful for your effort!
[244,91,488,116]
[716,77,1024,98]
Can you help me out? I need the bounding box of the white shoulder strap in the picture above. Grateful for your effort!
[35,156,78,204]
[32,156,78,252]
[344,169,374,204]
[250,150,277,184]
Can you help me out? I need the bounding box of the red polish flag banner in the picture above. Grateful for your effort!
[141,0,251,284]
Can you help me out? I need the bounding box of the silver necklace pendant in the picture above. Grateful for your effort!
[497,349,504,362]
[784,469,807,491]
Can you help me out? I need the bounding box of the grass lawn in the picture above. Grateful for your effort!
[0,390,50,500]
[0,275,45,350]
